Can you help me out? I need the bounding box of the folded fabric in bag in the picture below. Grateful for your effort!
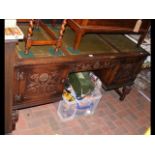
[68,72,95,98]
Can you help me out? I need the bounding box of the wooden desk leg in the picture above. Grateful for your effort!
[12,110,19,130]
[137,24,150,47]
[74,32,83,50]
[115,86,132,101]
[5,41,18,134]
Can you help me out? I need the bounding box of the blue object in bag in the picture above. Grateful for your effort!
[76,102,94,110]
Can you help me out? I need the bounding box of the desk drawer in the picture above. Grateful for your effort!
[95,56,146,90]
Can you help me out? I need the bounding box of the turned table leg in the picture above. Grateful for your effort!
[25,19,34,54]
[35,19,40,29]
[115,85,132,101]
[55,19,67,54]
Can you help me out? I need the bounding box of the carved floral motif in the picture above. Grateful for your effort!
[74,60,117,71]
[25,71,61,95]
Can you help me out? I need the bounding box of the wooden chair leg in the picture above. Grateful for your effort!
[24,19,34,54]
[115,85,132,101]
[35,19,40,29]
[25,37,32,54]
[137,24,150,47]
[55,19,67,54]
[137,32,147,47]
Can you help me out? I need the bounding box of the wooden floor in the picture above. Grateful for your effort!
[12,82,150,135]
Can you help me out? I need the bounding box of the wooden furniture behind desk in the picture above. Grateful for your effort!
[17,19,67,55]
[67,19,150,50]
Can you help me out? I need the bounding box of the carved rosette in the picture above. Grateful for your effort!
[25,71,61,95]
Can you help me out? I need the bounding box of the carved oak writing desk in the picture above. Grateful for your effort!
[5,19,150,133]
